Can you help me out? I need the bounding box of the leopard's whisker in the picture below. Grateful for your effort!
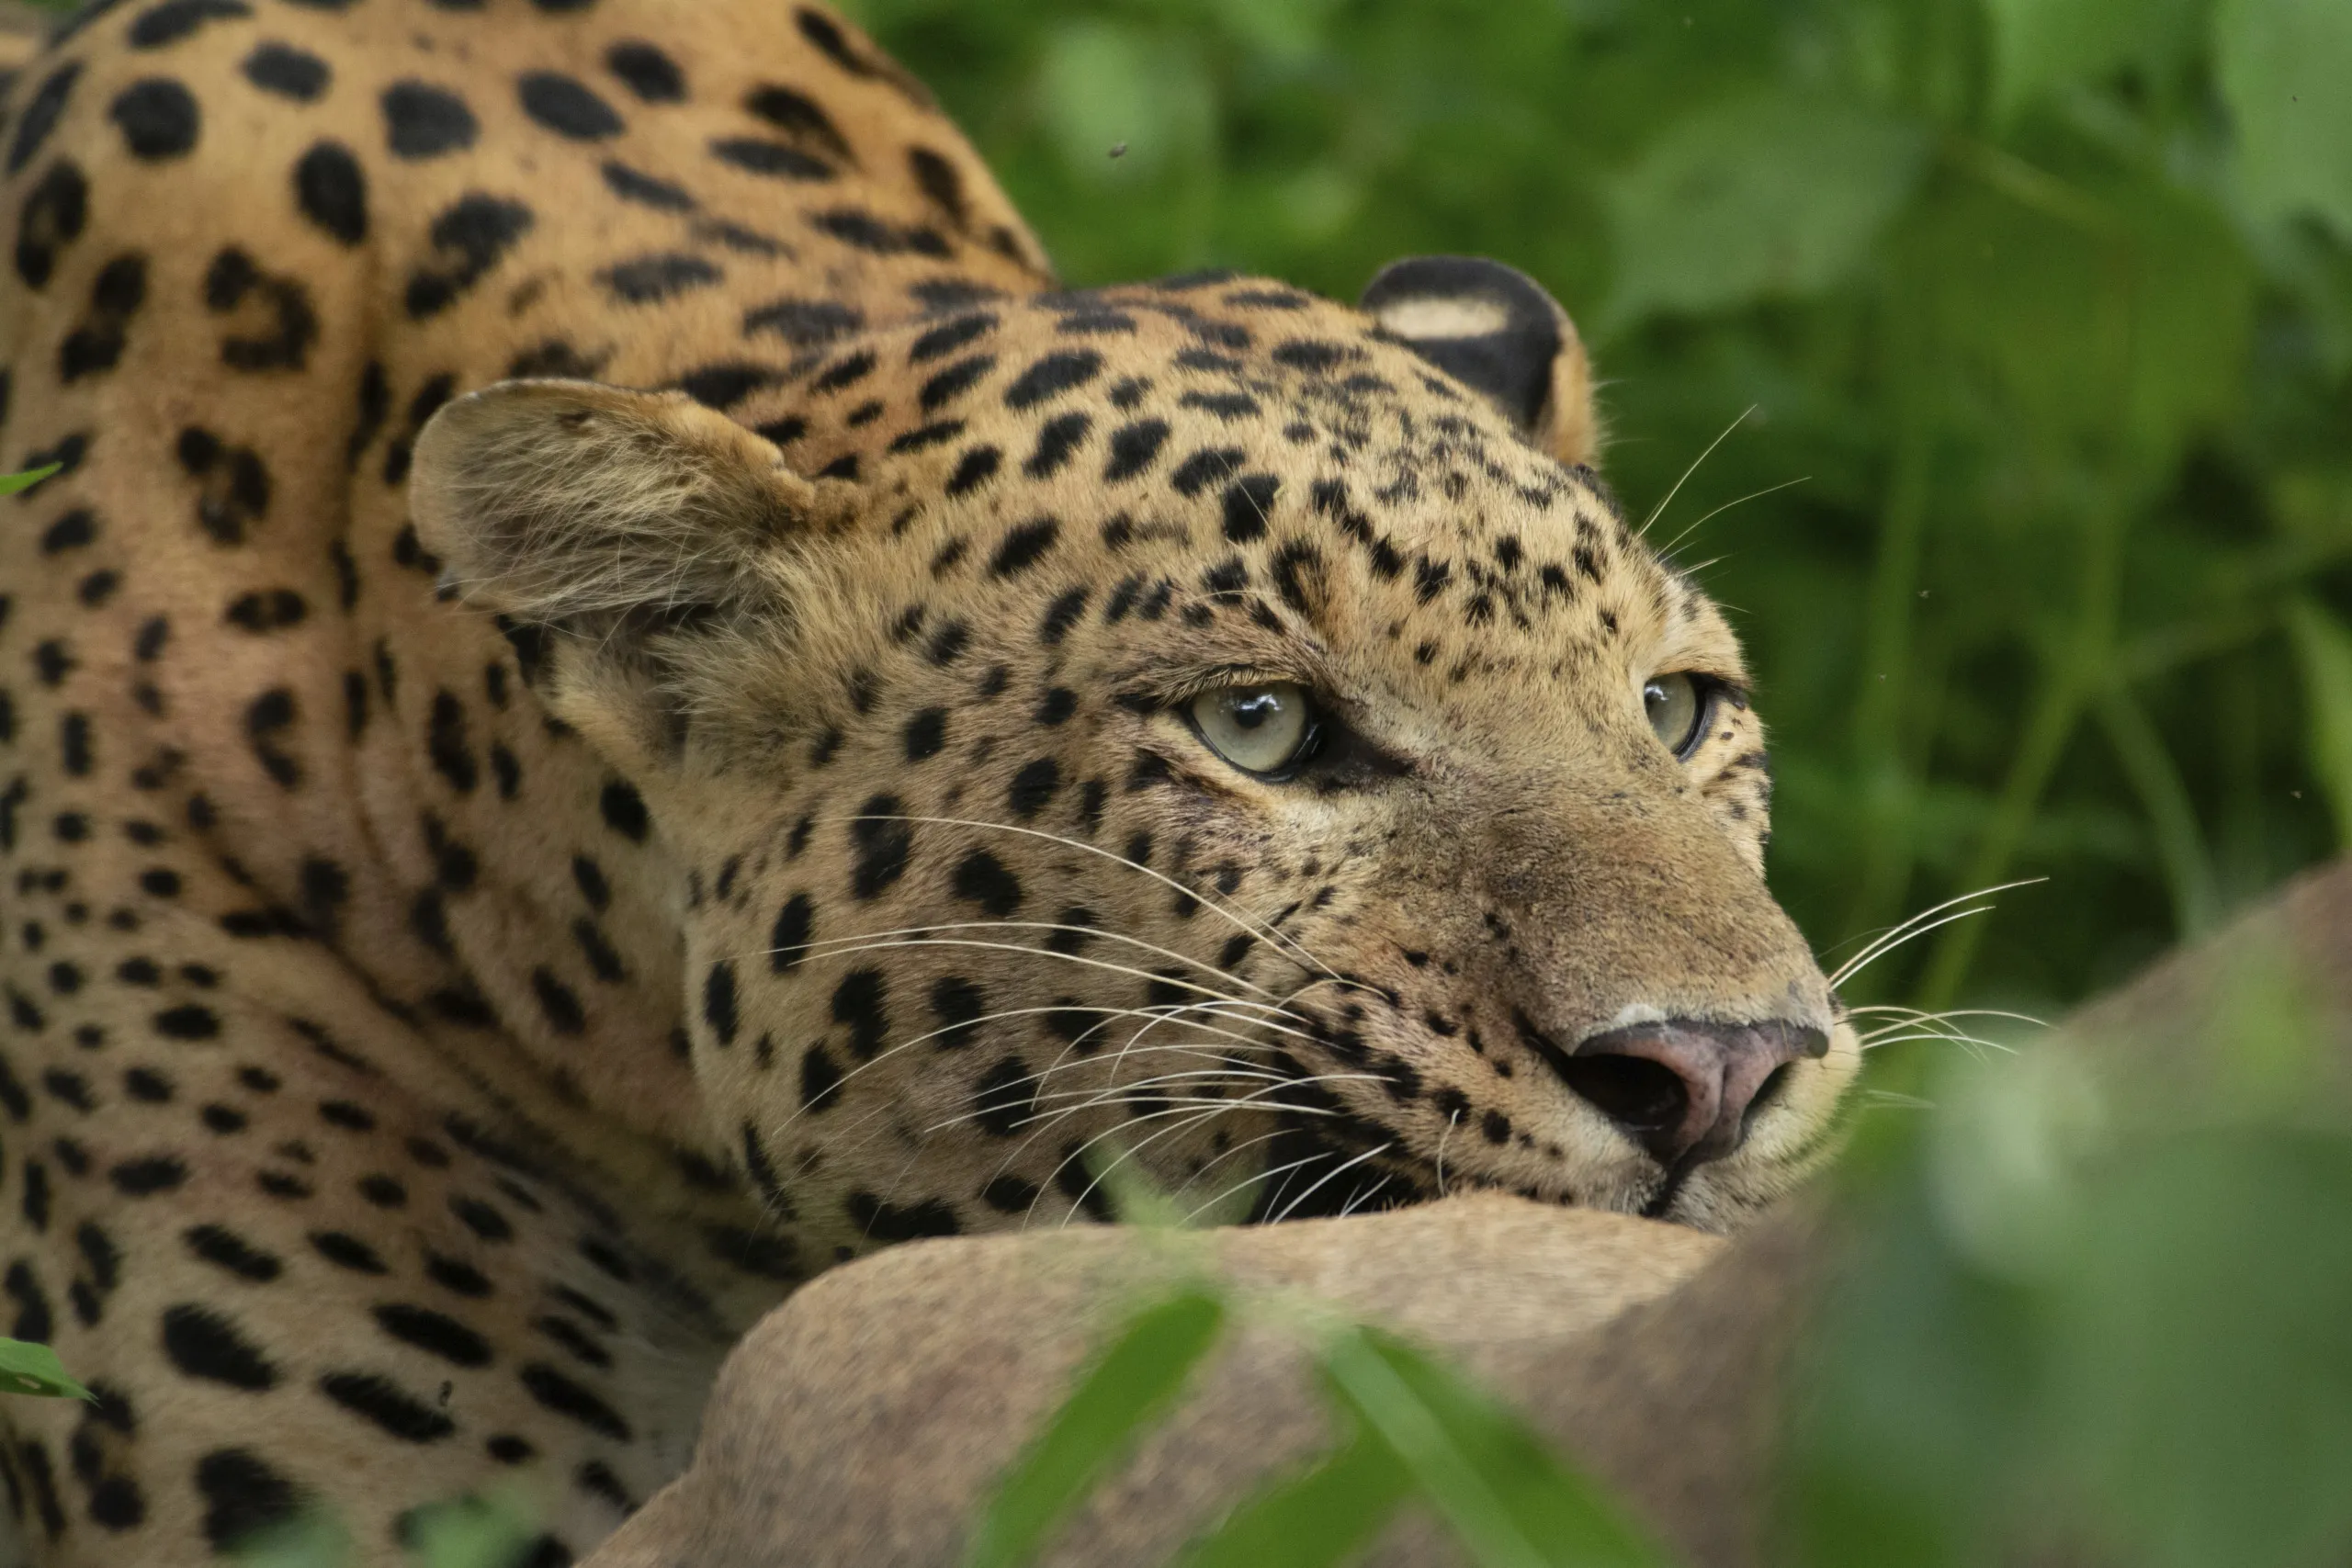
[1826,879,2044,988]
[1270,1141,1396,1225]
[750,917,1290,1003]
[839,812,1344,985]
[1637,403,1754,537]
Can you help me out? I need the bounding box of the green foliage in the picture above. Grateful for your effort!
[1789,957,2352,1567]
[967,1286,1228,1568]
[226,1495,534,1568]
[0,1337,90,1400]
[0,464,61,497]
[844,0,2352,1018]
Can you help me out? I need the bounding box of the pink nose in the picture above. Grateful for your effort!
[1549,1019,1826,1167]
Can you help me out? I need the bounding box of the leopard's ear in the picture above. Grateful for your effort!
[1360,255,1600,468]
[410,378,849,769]
[411,378,831,627]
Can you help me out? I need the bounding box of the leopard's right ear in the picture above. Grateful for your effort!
[411,378,853,772]
[410,378,839,632]
[1360,255,1600,468]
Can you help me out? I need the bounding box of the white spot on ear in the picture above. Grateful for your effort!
[1374,296,1512,341]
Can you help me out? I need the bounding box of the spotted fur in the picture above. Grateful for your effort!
[0,1,1858,1562]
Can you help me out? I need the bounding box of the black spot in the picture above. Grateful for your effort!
[969,1056,1036,1137]
[425,1253,491,1297]
[1003,350,1102,410]
[519,1363,630,1441]
[908,146,967,226]
[981,1175,1039,1213]
[929,976,986,1048]
[712,136,835,180]
[405,195,534,319]
[1181,389,1260,421]
[519,72,621,140]
[1170,446,1244,497]
[830,968,888,1058]
[531,969,585,1036]
[1006,758,1060,818]
[223,589,307,632]
[7,64,81,176]
[373,1303,491,1367]
[951,850,1022,917]
[5,1261,51,1343]
[130,0,252,48]
[242,42,327,101]
[702,961,740,1046]
[848,795,911,897]
[111,1155,188,1194]
[1037,588,1089,645]
[58,254,146,383]
[320,1372,454,1442]
[599,253,720,304]
[183,1225,280,1282]
[203,247,317,371]
[744,83,851,160]
[808,207,946,255]
[195,1449,299,1551]
[768,893,814,974]
[742,297,863,346]
[383,81,477,158]
[109,77,199,160]
[846,1191,960,1242]
[162,1304,277,1389]
[798,1043,843,1111]
[1023,412,1091,479]
[911,313,994,363]
[989,517,1059,578]
[152,1006,220,1043]
[1102,419,1170,482]
[599,780,649,841]
[601,160,695,211]
[902,707,947,761]
[1222,474,1279,543]
[605,41,684,103]
[293,141,368,245]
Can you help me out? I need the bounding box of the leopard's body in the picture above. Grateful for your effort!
[0,0,1859,1562]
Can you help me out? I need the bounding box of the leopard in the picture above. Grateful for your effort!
[0,0,1862,1562]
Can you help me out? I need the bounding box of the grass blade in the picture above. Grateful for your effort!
[1321,1327,1670,1568]
[966,1284,1227,1568]
[1171,1418,1412,1568]
[0,463,60,498]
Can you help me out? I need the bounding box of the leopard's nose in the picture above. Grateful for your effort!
[1549,1018,1826,1167]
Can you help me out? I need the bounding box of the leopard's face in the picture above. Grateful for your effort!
[413,274,1859,1248]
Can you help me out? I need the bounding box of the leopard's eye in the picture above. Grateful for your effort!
[1190,682,1317,775]
[1643,673,1706,757]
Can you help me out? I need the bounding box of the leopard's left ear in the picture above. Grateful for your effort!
[1360,255,1599,468]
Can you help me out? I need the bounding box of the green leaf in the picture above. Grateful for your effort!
[229,1510,353,1568]
[2216,0,2352,242]
[0,464,62,498]
[1319,1327,1668,1568]
[2285,596,2352,849]
[401,1495,535,1568]
[965,1285,1228,1568]
[1600,90,1927,332]
[1171,1418,1411,1568]
[1984,0,2207,122]
[0,1337,91,1400]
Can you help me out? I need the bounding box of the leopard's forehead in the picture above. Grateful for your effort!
[726,277,1739,702]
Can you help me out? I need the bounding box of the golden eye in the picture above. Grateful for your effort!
[1190,682,1317,775]
[1643,672,1705,756]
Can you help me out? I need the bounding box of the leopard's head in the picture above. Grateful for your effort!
[412,258,1859,1249]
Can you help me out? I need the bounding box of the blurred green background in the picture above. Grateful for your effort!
[842,0,2352,1021]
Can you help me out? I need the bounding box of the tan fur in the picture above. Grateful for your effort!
[0,0,1851,1562]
